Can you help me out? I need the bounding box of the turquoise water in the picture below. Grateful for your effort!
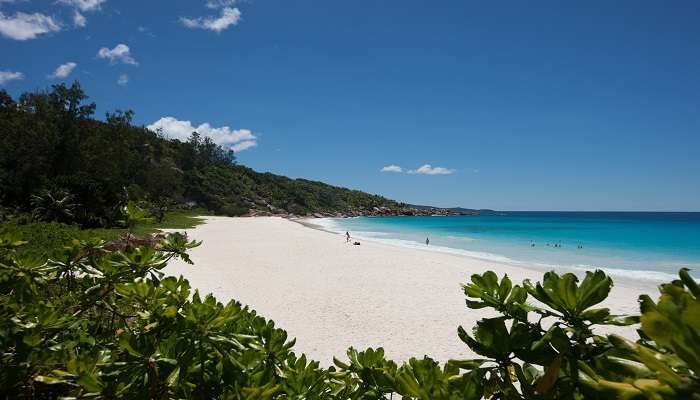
[317,212,700,281]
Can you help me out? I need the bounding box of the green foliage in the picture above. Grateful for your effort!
[593,267,700,399]
[0,84,403,227]
[454,270,699,399]
[0,219,111,259]
[119,201,155,231]
[0,208,205,259]
[30,188,79,223]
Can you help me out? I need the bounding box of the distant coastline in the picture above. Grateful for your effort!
[246,204,495,218]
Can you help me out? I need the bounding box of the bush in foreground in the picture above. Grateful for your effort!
[0,228,698,398]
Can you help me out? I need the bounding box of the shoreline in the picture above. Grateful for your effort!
[166,216,659,366]
[298,217,678,287]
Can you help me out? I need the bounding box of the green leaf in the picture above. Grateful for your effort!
[118,335,143,357]
[76,374,103,393]
[604,314,640,326]
[23,333,41,347]
[34,375,68,385]
[576,270,613,312]
[164,305,178,318]
[446,359,486,370]
[679,268,699,297]
[580,307,611,324]
[166,366,180,387]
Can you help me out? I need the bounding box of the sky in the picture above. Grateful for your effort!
[1,1,699,211]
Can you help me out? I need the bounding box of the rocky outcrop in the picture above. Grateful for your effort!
[332,206,479,218]
[242,205,479,218]
[238,195,481,218]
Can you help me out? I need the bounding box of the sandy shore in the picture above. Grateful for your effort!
[165,216,658,366]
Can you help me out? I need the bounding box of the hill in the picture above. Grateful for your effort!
[0,83,467,227]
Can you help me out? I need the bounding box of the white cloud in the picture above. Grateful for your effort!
[205,0,236,9]
[136,25,155,37]
[231,140,256,152]
[117,73,128,86]
[381,163,455,175]
[48,62,77,79]
[408,164,455,175]
[58,0,104,28]
[0,70,23,85]
[97,43,137,65]
[73,11,86,27]
[146,117,258,152]
[58,0,105,12]
[0,12,61,40]
[381,165,403,173]
[180,7,241,32]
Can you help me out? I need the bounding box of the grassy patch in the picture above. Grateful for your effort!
[132,208,208,235]
[0,209,207,258]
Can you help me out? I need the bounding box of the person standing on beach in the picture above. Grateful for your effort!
[426,237,430,246]
[346,231,351,243]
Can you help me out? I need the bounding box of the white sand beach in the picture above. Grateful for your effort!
[166,216,659,366]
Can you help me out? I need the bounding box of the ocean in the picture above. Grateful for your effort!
[315,212,700,282]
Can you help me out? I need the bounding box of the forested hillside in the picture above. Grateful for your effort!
[0,83,405,227]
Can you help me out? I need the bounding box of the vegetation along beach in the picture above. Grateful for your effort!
[1,1,699,399]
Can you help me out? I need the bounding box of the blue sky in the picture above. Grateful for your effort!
[1,1,699,211]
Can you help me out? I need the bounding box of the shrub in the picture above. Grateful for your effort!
[0,224,698,398]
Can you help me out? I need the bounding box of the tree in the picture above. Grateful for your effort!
[30,189,78,223]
